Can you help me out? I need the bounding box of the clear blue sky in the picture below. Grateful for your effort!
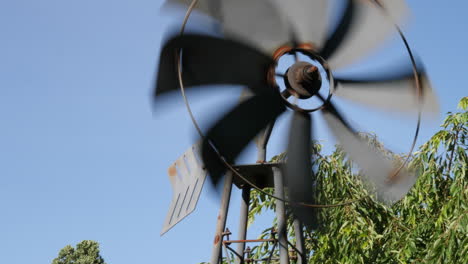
[0,1,466,263]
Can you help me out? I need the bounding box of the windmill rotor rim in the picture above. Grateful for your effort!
[172,0,424,207]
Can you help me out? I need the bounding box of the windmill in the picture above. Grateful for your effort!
[155,0,439,263]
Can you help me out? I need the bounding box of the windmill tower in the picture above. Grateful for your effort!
[160,135,308,264]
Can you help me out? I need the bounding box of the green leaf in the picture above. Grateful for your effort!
[457,96,468,110]
[51,241,106,264]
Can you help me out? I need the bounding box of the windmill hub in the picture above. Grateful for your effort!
[285,61,322,99]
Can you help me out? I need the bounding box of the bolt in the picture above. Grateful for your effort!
[244,246,252,264]
[222,228,231,244]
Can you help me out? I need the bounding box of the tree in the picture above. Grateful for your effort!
[51,240,106,264]
[226,97,467,263]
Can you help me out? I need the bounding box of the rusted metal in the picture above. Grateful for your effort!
[279,48,334,113]
[214,235,221,245]
[210,171,234,264]
[286,61,322,99]
[267,43,316,87]
[167,165,177,177]
[267,45,293,87]
[222,228,232,245]
[303,66,321,86]
[224,238,276,244]
[255,257,280,262]
[272,45,293,61]
[222,228,232,235]
[235,186,250,264]
[296,43,315,51]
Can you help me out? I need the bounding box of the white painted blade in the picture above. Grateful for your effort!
[322,110,417,203]
[161,142,207,235]
[328,0,409,70]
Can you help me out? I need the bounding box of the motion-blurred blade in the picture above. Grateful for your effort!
[163,0,220,20]
[334,68,439,117]
[201,91,286,186]
[319,0,355,61]
[154,33,273,97]
[321,0,409,70]
[220,0,292,55]
[285,112,318,229]
[322,102,416,203]
[272,0,329,49]
[239,88,275,162]
[375,0,409,23]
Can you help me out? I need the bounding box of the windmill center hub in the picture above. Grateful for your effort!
[285,61,322,99]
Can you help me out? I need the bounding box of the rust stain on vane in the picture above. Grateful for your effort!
[168,165,177,177]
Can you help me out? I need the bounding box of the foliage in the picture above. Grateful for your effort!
[243,97,467,263]
[51,240,106,264]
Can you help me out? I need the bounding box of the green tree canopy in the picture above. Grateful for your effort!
[52,240,106,264]
[234,97,467,263]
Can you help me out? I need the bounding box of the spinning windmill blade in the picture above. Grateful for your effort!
[333,65,439,116]
[164,0,408,61]
[154,0,439,228]
[155,34,273,97]
[162,0,437,114]
[200,90,285,186]
[321,102,417,203]
[285,112,319,229]
[163,0,220,19]
[320,0,409,69]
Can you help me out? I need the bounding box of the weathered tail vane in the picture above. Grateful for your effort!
[161,142,207,236]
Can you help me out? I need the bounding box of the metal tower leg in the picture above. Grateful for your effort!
[235,186,250,264]
[293,218,307,264]
[273,166,289,264]
[210,171,234,264]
